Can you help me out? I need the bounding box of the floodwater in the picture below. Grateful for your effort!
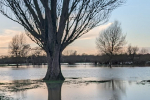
[0,63,150,100]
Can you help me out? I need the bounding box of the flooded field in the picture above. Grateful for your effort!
[0,64,150,100]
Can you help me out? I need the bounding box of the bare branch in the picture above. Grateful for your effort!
[0,0,125,54]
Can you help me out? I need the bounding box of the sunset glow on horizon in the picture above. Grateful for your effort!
[0,0,150,56]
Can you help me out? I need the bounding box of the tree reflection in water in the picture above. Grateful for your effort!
[0,79,126,100]
[104,80,126,100]
[46,81,63,100]
[0,80,63,100]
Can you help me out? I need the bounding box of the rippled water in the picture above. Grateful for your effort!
[0,64,150,100]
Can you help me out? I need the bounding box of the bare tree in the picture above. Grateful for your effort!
[140,48,148,55]
[9,34,30,67]
[9,34,30,57]
[63,50,77,56]
[0,0,125,80]
[127,45,139,65]
[96,21,126,67]
[31,47,46,57]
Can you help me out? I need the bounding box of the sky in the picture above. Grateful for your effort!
[0,0,150,55]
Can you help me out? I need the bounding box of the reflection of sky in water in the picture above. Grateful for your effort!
[1,80,150,100]
[62,80,126,100]
[1,65,150,100]
[1,64,150,81]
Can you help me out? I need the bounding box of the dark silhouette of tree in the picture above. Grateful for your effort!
[63,50,77,56]
[0,0,125,80]
[127,45,139,65]
[140,48,148,55]
[96,21,126,67]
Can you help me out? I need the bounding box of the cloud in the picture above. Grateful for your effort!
[79,22,112,40]
[0,47,8,49]
[1,29,37,44]
[0,29,24,45]
[1,29,22,36]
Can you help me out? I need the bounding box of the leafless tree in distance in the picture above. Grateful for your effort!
[9,33,30,67]
[63,50,77,56]
[9,34,30,57]
[140,48,148,55]
[96,21,126,67]
[127,45,139,65]
[0,0,125,80]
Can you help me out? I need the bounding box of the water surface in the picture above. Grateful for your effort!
[0,64,150,100]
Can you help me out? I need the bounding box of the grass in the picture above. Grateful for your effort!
[0,80,44,92]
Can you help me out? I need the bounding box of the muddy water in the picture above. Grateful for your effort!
[0,64,150,100]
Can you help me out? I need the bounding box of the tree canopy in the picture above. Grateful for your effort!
[0,0,125,52]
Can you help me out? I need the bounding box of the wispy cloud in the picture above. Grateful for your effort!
[0,47,8,49]
[1,29,22,36]
[79,23,112,40]
[0,29,23,47]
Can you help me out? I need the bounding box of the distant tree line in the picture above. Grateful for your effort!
[0,49,150,66]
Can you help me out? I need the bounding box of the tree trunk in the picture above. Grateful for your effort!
[109,62,112,68]
[16,63,19,68]
[43,49,65,81]
[109,55,112,68]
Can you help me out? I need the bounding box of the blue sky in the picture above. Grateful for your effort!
[66,0,150,54]
[109,0,150,47]
[0,0,150,55]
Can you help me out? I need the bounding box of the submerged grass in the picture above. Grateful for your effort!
[137,80,150,85]
[0,80,46,100]
[43,80,64,83]
[0,80,44,92]
[84,80,111,83]
[0,94,14,100]
[0,78,115,100]
[64,77,112,85]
